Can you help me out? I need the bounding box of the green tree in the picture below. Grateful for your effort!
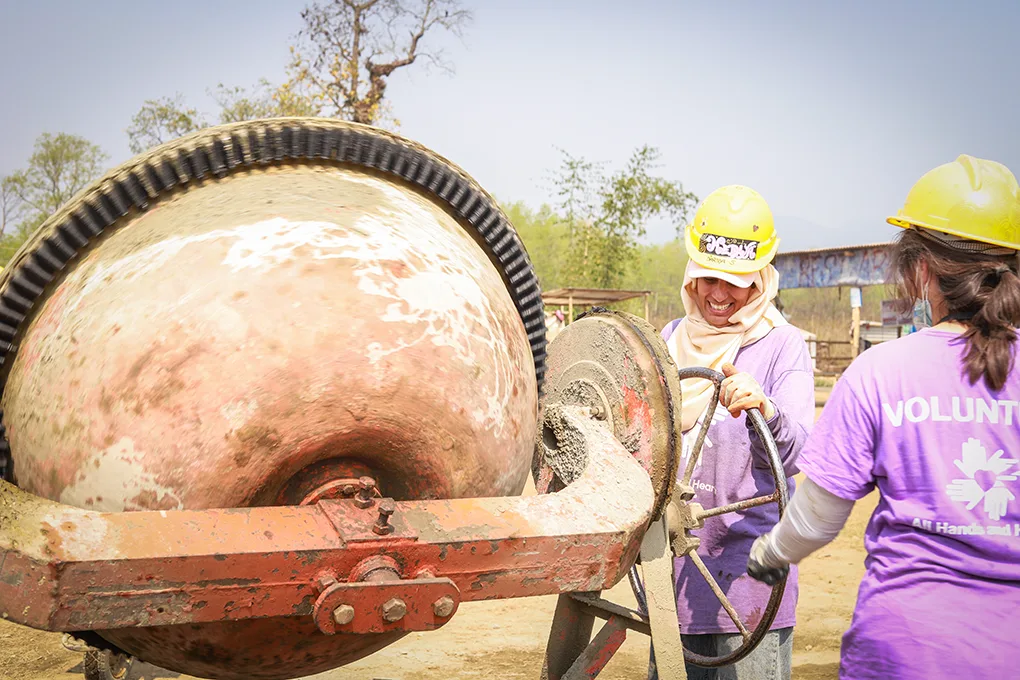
[126,94,207,154]
[289,0,471,126]
[551,146,698,288]
[501,200,569,290]
[213,79,321,123]
[126,80,321,154]
[0,176,25,239]
[1,133,109,264]
[621,239,690,326]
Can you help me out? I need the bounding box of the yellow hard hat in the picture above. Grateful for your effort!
[685,185,779,274]
[887,155,1020,250]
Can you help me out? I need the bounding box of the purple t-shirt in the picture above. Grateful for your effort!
[661,321,815,634]
[798,328,1020,679]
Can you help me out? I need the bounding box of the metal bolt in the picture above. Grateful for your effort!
[354,476,376,508]
[332,604,355,625]
[381,597,406,622]
[432,595,455,618]
[373,499,396,535]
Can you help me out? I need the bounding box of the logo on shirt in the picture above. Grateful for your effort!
[945,437,1018,521]
[681,404,728,473]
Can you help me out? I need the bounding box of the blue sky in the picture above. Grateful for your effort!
[1,0,1018,251]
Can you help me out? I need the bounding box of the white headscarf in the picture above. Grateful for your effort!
[666,261,788,432]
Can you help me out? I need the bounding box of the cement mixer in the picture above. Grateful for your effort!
[0,119,789,680]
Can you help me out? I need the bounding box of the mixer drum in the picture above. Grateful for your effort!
[0,120,544,679]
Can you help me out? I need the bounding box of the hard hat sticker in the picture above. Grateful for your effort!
[699,234,760,261]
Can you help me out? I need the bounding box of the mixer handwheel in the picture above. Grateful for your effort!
[636,366,789,672]
[82,649,133,680]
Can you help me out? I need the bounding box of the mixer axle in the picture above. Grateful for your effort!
[0,406,654,637]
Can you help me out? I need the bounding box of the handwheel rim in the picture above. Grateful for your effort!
[109,654,132,680]
[636,366,788,669]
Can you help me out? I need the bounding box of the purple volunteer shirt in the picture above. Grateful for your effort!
[661,321,814,634]
[798,328,1020,679]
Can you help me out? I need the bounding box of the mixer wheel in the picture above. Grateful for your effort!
[82,649,133,680]
[535,308,683,519]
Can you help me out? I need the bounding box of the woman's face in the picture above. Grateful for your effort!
[692,277,755,327]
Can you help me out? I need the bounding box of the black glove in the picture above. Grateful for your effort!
[746,535,789,586]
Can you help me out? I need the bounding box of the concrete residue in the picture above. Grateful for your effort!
[57,437,182,512]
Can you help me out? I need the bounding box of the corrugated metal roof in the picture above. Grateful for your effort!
[775,242,894,258]
[541,287,651,306]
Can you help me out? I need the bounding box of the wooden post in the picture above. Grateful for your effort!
[644,293,650,321]
[568,294,574,325]
[851,306,861,358]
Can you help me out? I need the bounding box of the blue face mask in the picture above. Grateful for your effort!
[912,276,932,329]
[912,296,933,330]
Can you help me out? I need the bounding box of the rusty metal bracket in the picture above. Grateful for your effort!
[312,574,459,635]
[0,405,654,634]
[298,476,381,506]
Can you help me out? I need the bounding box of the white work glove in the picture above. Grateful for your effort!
[747,534,789,586]
[720,363,776,420]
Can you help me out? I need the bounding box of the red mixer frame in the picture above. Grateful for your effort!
[0,406,651,638]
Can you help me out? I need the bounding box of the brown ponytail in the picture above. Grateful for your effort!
[893,229,1020,391]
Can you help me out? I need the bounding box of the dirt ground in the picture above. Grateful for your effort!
[0,393,875,680]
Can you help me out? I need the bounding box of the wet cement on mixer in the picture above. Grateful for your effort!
[544,312,682,510]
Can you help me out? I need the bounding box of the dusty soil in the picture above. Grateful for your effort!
[0,398,874,680]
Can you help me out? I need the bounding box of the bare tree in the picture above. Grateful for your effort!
[289,0,471,125]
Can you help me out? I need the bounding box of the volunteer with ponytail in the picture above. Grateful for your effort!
[747,155,1020,679]
[657,185,814,679]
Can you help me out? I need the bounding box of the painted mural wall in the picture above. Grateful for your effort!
[774,244,892,289]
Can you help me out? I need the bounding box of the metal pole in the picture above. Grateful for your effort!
[644,293,650,321]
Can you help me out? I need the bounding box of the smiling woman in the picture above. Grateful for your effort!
[687,263,756,327]
[655,185,815,680]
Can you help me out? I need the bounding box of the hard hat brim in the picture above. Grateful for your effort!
[886,216,1019,251]
[687,260,757,288]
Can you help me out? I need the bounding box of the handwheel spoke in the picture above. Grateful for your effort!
[680,380,721,486]
[696,492,778,520]
[688,551,751,640]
